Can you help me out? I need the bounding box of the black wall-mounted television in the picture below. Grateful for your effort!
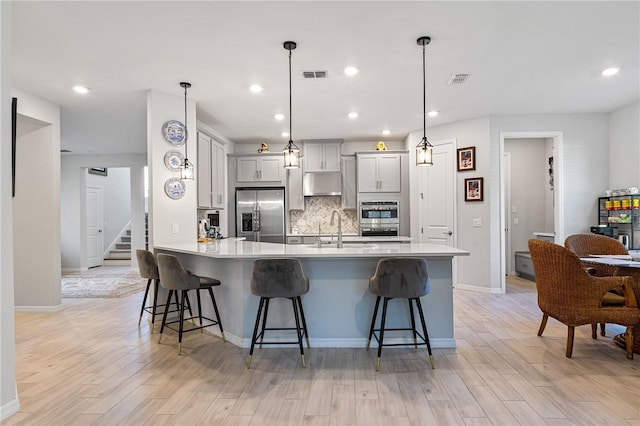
[11,97,16,197]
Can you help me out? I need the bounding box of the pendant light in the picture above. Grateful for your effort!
[180,81,195,180]
[282,41,300,169]
[416,36,433,166]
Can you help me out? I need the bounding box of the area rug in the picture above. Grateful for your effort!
[61,273,146,298]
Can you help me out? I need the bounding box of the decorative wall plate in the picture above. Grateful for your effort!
[164,150,185,171]
[162,120,187,146]
[164,177,186,200]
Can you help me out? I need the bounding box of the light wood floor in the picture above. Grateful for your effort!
[7,274,640,425]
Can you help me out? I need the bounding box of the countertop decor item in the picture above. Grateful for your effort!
[162,120,186,146]
[282,41,301,169]
[164,150,184,171]
[179,82,194,180]
[164,177,186,200]
[415,36,433,166]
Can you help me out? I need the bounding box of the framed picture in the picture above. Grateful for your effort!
[464,177,483,202]
[457,146,476,171]
[88,167,108,177]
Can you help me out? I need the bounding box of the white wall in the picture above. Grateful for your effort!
[61,154,146,271]
[12,90,62,311]
[147,90,197,247]
[87,167,131,254]
[0,2,19,419]
[505,138,548,256]
[609,101,640,188]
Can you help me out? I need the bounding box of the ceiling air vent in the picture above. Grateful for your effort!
[447,73,470,85]
[302,70,328,79]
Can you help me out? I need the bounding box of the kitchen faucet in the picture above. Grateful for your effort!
[330,210,343,248]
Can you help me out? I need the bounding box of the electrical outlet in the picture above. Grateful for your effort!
[512,205,518,213]
[172,223,179,234]
[513,218,519,225]
[473,218,481,227]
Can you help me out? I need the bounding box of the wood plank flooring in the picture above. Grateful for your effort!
[7,274,640,425]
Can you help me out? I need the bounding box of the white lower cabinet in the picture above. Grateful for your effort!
[356,152,401,193]
[197,132,226,209]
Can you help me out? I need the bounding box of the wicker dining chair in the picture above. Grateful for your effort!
[528,239,639,360]
[564,234,629,336]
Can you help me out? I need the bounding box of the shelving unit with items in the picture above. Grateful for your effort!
[597,194,640,249]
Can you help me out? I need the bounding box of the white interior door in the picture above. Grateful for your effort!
[86,186,103,268]
[504,152,512,274]
[420,142,456,246]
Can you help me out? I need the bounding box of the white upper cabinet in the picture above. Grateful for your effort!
[236,155,283,183]
[197,132,226,209]
[304,141,341,172]
[356,152,401,193]
[341,155,357,209]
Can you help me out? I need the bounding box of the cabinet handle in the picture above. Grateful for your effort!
[218,194,222,204]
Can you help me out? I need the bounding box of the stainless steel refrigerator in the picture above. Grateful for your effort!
[236,187,286,243]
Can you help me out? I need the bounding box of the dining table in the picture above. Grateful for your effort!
[580,255,640,354]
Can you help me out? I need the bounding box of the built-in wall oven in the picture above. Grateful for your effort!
[359,201,399,237]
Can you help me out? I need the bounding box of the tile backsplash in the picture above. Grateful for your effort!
[290,196,358,234]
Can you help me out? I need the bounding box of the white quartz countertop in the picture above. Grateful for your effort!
[155,238,469,259]
[288,235,413,243]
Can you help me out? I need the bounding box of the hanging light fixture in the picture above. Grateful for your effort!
[416,36,433,166]
[180,81,195,180]
[282,41,301,169]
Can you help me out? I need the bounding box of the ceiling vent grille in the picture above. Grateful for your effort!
[447,73,470,85]
[302,70,328,79]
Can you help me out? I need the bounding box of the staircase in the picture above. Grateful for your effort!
[103,215,148,265]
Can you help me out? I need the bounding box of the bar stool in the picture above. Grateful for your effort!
[156,253,225,355]
[136,249,186,332]
[247,258,310,369]
[366,257,434,371]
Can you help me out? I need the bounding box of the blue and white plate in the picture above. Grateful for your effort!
[162,120,187,146]
[164,150,184,171]
[164,178,186,200]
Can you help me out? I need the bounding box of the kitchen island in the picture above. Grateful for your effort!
[154,239,469,349]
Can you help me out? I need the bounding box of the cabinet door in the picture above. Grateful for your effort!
[197,134,213,208]
[237,157,260,182]
[304,143,325,172]
[342,156,357,209]
[212,142,225,208]
[357,155,379,192]
[260,157,283,181]
[323,143,341,171]
[378,154,401,192]
[287,167,304,210]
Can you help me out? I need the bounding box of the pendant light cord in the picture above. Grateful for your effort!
[184,84,188,158]
[288,47,293,143]
[422,42,426,140]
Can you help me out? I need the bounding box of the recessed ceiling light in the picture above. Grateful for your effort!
[428,110,439,117]
[348,112,359,119]
[382,129,391,136]
[249,84,264,93]
[602,67,621,76]
[281,131,290,138]
[274,113,285,121]
[344,66,359,76]
[72,85,90,94]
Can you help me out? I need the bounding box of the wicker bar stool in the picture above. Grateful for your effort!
[247,258,310,369]
[366,257,434,371]
[136,249,186,332]
[156,253,225,355]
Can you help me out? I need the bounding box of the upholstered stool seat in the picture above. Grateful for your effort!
[367,257,434,371]
[247,258,310,369]
[136,249,188,332]
[156,253,225,354]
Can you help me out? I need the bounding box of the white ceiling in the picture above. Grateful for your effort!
[11,1,640,154]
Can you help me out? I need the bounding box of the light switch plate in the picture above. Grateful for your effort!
[473,218,481,227]
[172,223,179,234]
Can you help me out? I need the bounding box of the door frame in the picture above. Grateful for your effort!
[503,152,512,275]
[499,131,564,293]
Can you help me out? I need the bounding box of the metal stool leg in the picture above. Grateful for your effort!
[178,290,186,355]
[408,299,418,348]
[208,287,225,342]
[297,296,310,348]
[367,296,381,351]
[259,298,270,349]
[415,297,434,369]
[291,297,306,368]
[376,297,389,371]
[248,297,266,369]
[139,278,152,326]
[150,279,160,332]
[158,290,173,343]
[196,289,204,333]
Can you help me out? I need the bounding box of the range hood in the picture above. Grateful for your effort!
[303,172,342,196]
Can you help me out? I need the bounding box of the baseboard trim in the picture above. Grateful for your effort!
[455,283,503,294]
[14,304,64,313]
[0,397,20,421]
[61,267,83,273]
